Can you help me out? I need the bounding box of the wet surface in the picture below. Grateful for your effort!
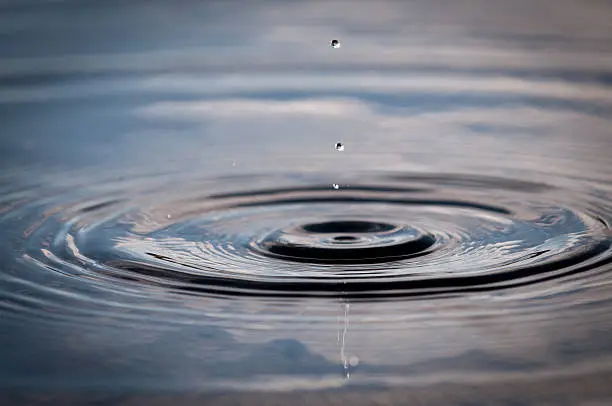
[2,0,612,405]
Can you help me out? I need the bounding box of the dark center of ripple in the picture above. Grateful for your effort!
[333,235,359,242]
[253,220,436,264]
[302,220,396,234]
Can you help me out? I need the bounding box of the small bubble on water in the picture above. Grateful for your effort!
[330,39,341,49]
[333,184,340,189]
[335,142,344,152]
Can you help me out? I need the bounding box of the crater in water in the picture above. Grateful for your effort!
[255,220,436,265]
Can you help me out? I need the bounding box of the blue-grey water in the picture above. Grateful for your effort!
[2,1,612,405]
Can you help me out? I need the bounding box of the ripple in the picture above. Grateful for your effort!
[1,172,610,308]
[253,220,436,264]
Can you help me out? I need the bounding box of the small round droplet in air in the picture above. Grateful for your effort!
[335,142,344,152]
[333,184,340,190]
[330,39,341,49]
[349,355,359,366]
[167,214,172,219]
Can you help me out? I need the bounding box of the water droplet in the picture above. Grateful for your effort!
[335,142,344,152]
[349,355,359,366]
[167,214,172,219]
[332,184,340,189]
[330,39,341,49]
[232,161,236,167]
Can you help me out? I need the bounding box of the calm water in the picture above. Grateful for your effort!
[2,1,612,405]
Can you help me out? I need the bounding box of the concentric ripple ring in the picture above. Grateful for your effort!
[3,172,612,299]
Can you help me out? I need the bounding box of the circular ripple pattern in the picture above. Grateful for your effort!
[2,172,612,300]
[254,220,436,264]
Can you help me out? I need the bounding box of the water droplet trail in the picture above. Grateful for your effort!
[339,301,351,380]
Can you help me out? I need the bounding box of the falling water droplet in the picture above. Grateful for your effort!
[232,161,237,167]
[335,142,344,152]
[330,39,341,49]
[167,214,172,219]
[332,184,340,190]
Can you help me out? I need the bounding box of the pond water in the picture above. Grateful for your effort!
[2,1,612,405]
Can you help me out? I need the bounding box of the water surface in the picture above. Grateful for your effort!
[2,1,612,405]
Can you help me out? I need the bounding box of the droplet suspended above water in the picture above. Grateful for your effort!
[330,39,341,49]
[332,184,340,189]
[335,142,344,152]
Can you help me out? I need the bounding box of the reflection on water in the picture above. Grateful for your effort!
[2,0,612,404]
